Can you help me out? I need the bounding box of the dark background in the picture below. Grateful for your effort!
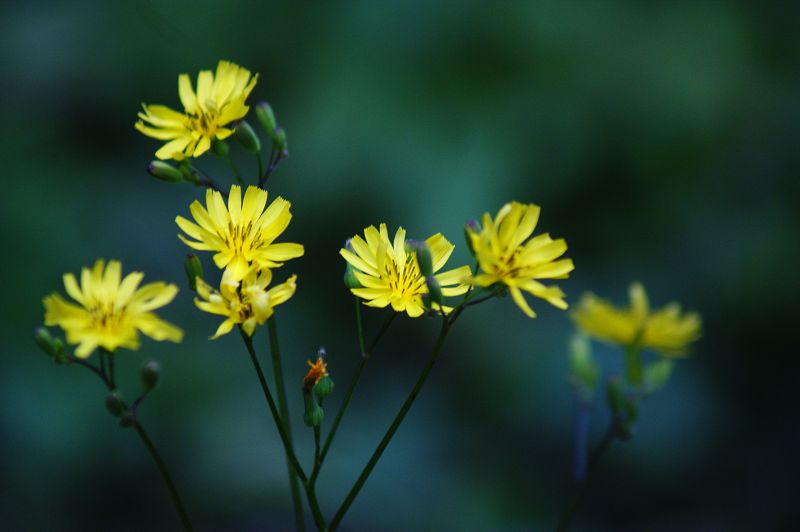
[2,1,798,530]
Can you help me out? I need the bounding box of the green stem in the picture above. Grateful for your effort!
[256,152,265,182]
[624,344,643,387]
[224,154,244,185]
[267,317,306,532]
[329,316,453,531]
[556,419,620,532]
[315,307,396,473]
[239,328,327,531]
[133,421,194,532]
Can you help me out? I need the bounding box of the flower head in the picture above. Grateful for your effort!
[467,202,574,318]
[340,224,471,317]
[176,184,304,280]
[136,60,258,160]
[194,267,297,338]
[303,357,329,391]
[572,282,702,357]
[43,260,183,358]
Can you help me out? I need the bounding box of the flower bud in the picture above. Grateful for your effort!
[343,240,362,289]
[255,101,278,135]
[147,161,184,183]
[407,240,433,277]
[313,376,335,400]
[644,359,674,395]
[34,327,69,363]
[568,335,599,401]
[464,219,481,256]
[211,137,229,157]
[233,120,261,154]
[184,254,203,291]
[303,392,324,427]
[105,390,127,418]
[425,276,442,306]
[141,360,161,391]
[273,127,289,157]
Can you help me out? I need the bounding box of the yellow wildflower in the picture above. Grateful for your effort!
[466,202,574,318]
[340,224,471,318]
[135,60,258,160]
[303,357,329,391]
[194,267,297,338]
[43,259,183,358]
[176,184,304,280]
[572,282,702,357]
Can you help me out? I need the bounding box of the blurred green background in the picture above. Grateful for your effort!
[2,1,799,530]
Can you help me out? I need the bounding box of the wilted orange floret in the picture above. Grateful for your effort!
[303,357,328,390]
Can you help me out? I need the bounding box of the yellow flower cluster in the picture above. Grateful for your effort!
[572,282,701,357]
[43,259,183,357]
[136,60,257,160]
[178,184,303,338]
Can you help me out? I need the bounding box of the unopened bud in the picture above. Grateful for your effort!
[407,241,433,277]
[303,392,324,427]
[425,276,442,306]
[464,219,481,255]
[141,360,161,391]
[147,161,184,183]
[313,376,335,400]
[184,254,203,291]
[105,390,127,418]
[273,127,289,157]
[211,138,229,157]
[233,120,261,154]
[255,101,278,135]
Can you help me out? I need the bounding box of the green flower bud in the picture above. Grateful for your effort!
[211,138,229,157]
[184,254,203,291]
[568,335,599,401]
[105,390,127,418]
[141,360,161,391]
[303,392,324,427]
[255,101,278,135]
[313,376,335,400]
[233,120,261,154]
[176,160,197,182]
[425,276,442,306]
[273,127,289,157]
[342,240,362,289]
[407,240,433,277]
[147,161,184,183]
[464,219,481,256]
[644,359,674,395]
[34,327,69,363]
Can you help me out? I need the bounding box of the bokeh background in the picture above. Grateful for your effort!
[2,1,799,530]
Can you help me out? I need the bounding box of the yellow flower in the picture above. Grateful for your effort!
[466,201,574,318]
[176,184,304,280]
[572,282,702,357]
[135,60,258,160]
[303,357,329,391]
[340,224,471,318]
[194,267,297,338]
[43,259,183,358]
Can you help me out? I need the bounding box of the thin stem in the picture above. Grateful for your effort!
[224,154,244,185]
[329,316,453,531]
[188,164,226,194]
[239,329,328,531]
[556,419,620,532]
[624,344,643,387]
[314,425,321,469]
[573,402,591,482]
[316,308,396,471]
[267,317,306,532]
[256,152,265,181]
[133,421,194,531]
[68,356,109,386]
[108,351,116,389]
[259,148,283,187]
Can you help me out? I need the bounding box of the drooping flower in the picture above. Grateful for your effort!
[303,357,329,391]
[176,184,304,280]
[466,202,574,318]
[572,282,701,357]
[43,260,183,358]
[194,267,297,338]
[340,224,471,317]
[135,60,258,160]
